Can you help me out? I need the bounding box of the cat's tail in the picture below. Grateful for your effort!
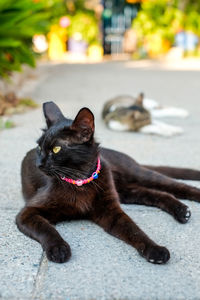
[142,165,200,181]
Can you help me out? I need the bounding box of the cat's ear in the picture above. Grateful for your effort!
[43,101,65,127]
[71,107,94,142]
[135,93,144,106]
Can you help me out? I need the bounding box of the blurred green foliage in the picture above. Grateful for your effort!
[65,0,99,44]
[175,0,200,14]
[67,11,99,44]
[133,0,183,43]
[18,98,39,108]
[0,0,65,78]
[0,118,15,129]
[66,0,92,13]
[132,0,200,58]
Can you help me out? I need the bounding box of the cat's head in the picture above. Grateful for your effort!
[36,102,98,179]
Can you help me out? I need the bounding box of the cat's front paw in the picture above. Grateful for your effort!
[143,245,170,264]
[174,206,191,224]
[45,241,71,263]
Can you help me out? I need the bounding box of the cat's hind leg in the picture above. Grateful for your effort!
[120,184,191,224]
[133,165,200,202]
[142,165,200,181]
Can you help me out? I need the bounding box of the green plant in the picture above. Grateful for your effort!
[175,0,200,14]
[66,0,95,14]
[67,11,99,44]
[133,0,183,43]
[185,11,200,34]
[0,0,65,78]
[132,0,200,58]
[18,98,38,108]
[0,118,15,129]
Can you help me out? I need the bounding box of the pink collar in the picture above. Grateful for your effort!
[61,156,101,186]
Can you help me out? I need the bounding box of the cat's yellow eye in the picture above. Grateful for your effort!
[53,146,61,154]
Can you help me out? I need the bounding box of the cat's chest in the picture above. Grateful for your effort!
[51,186,97,216]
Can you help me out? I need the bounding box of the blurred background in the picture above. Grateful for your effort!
[1,0,200,71]
[1,0,200,123]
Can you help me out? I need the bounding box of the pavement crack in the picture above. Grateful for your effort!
[31,252,48,300]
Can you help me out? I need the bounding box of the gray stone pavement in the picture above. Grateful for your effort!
[1,61,200,300]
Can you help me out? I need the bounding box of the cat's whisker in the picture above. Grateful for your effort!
[51,169,83,198]
[54,167,88,179]
[91,180,104,192]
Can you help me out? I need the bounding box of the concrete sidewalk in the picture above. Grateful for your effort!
[1,61,200,300]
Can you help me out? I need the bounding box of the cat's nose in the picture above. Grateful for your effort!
[38,164,44,170]
[36,162,44,169]
[36,158,45,169]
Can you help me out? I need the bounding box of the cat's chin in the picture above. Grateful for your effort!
[40,168,56,178]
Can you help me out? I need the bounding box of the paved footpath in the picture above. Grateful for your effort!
[1,61,200,300]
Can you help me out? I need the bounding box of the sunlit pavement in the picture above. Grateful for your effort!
[1,61,200,299]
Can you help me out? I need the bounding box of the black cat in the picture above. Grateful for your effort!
[16,102,200,264]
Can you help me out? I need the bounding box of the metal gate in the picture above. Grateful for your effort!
[102,0,140,54]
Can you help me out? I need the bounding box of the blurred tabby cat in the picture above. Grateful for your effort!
[102,93,188,137]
